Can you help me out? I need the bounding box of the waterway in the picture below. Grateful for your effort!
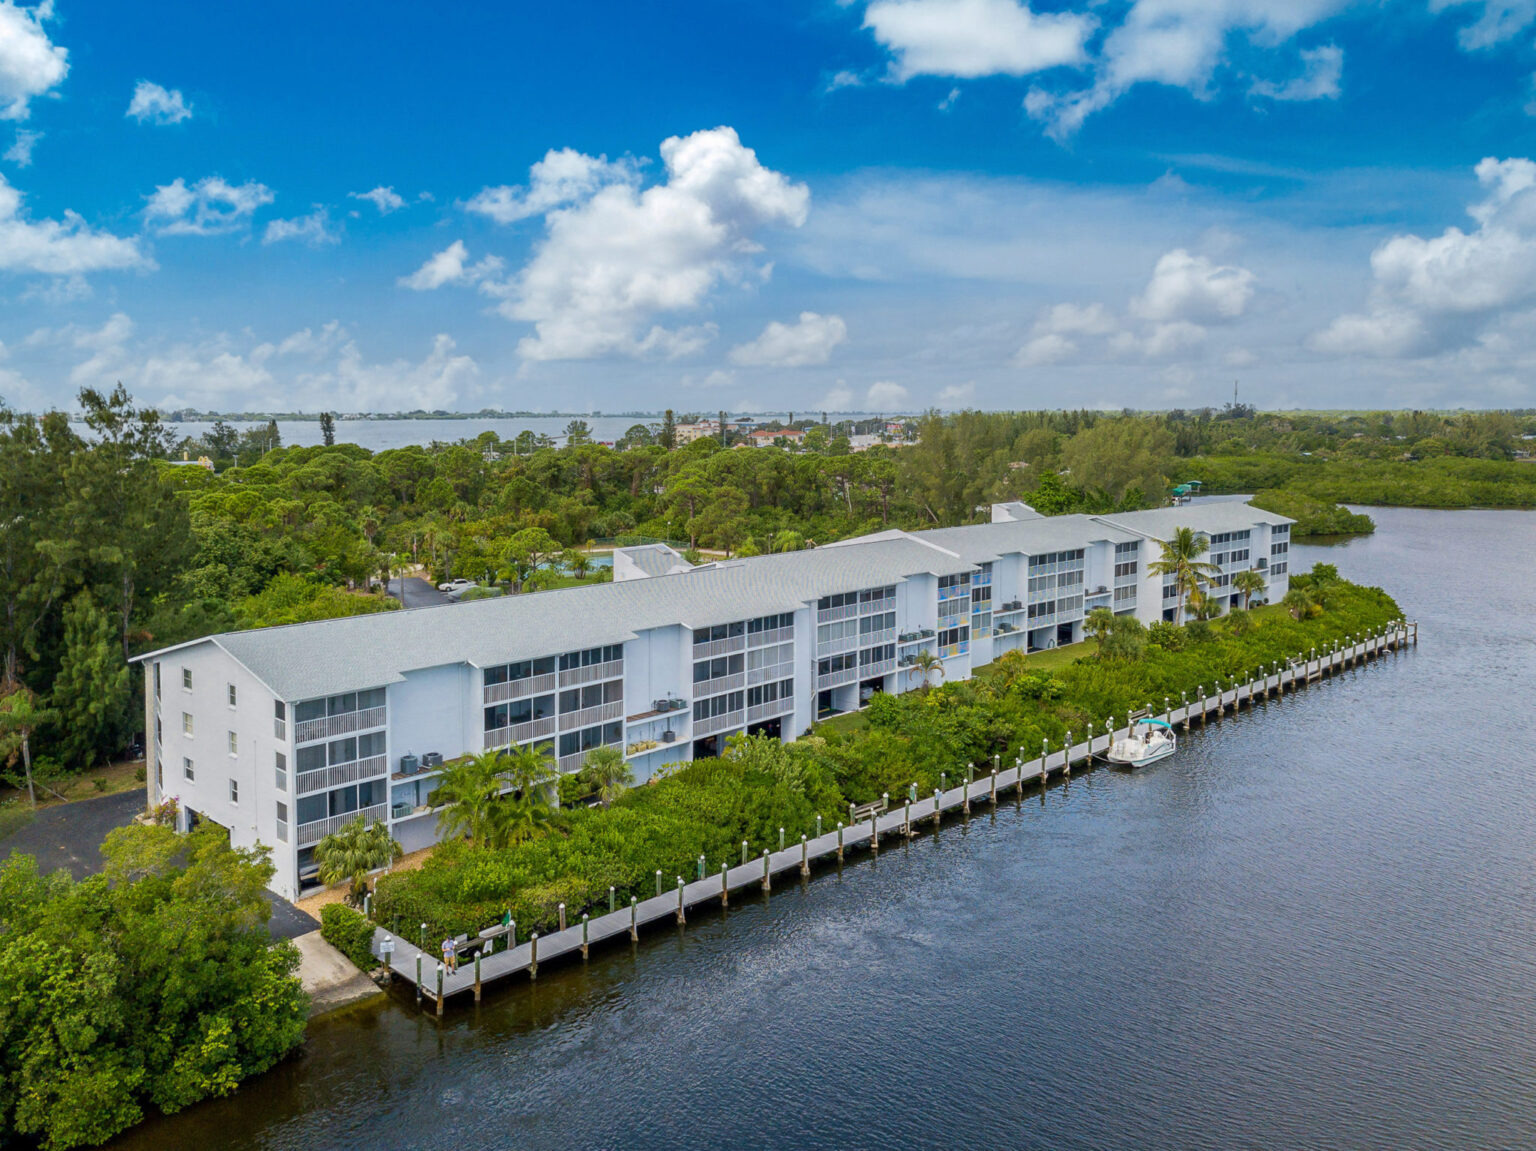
[118,506,1536,1151]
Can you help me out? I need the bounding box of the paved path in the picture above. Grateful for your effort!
[0,786,317,941]
[389,575,451,609]
[293,930,383,1017]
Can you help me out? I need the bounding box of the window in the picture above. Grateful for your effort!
[968,586,991,607]
[229,779,239,805]
[227,684,237,708]
[182,712,194,737]
[693,655,744,685]
[558,721,624,757]
[276,752,287,791]
[276,802,289,843]
[485,655,559,685]
[816,591,857,611]
[1115,541,1140,556]
[816,652,857,677]
[1271,562,1288,577]
[817,618,859,645]
[183,756,195,781]
[937,625,969,648]
[1114,561,1138,579]
[748,612,794,633]
[154,663,161,700]
[228,731,238,756]
[559,644,625,671]
[1114,585,1137,604]
[182,667,192,691]
[747,678,794,707]
[1274,524,1290,538]
[691,693,743,722]
[747,643,792,670]
[859,644,895,666]
[1271,541,1289,557]
[485,692,556,732]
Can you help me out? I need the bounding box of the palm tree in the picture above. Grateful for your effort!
[570,552,593,580]
[772,530,805,553]
[314,816,403,907]
[1147,527,1220,625]
[582,745,631,808]
[0,686,56,809]
[432,749,507,845]
[1231,569,1266,609]
[1282,588,1317,621]
[1084,607,1116,647]
[909,649,944,693]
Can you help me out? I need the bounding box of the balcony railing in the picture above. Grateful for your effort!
[484,672,557,705]
[747,698,794,724]
[294,706,386,745]
[859,657,895,678]
[558,743,623,774]
[295,754,389,795]
[694,710,745,738]
[484,715,557,748]
[558,660,624,687]
[693,635,747,660]
[817,603,859,625]
[857,596,895,614]
[296,802,388,847]
[747,625,794,648]
[937,586,970,602]
[693,672,745,697]
[816,666,859,690]
[817,633,859,656]
[860,627,896,648]
[748,661,794,686]
[940,642,969,659]
[558,700,625,731]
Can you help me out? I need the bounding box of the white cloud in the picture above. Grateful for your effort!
[126,80,191,125]
[825,70,865,92]
[1142,320,1208,357]
[4,127,37,166]
[1041,301,1118,335]
[263,208,339,246]
[144,176,275,236]
[1133,248,1255,323]
[350,186,406,214]
[866,380,909,408]
[729,311,848,366]
[1313,156,1536,358]
[0,172,147,274]
[937,381,975,405]
[0,0,67,122]
[398,239,504,290]
[820,382,854,409]
[938,87,961,111]
[466,148,637,224]
[1015,332,1078,365]
[864,0,1095,81]
[1250,44,1343,101]
[1430,0,1536,50]
[495,126,809,361]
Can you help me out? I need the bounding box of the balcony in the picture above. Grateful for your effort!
[557,743,623,774]
[747,698,794,724]
[817,602,859,624]
[937,586,970,603]
[295,754,389,795]
[940,642,969,660]
[557,700,625,731]
[897,629,935,646]
[857,596,895,614]
[995,601,1025,615]
[693,634,746,660]
[817,633,859,657]
[483,672,557,705]
[860,627,896,648]
[297,803,388,847]
[625,698,688,723]
[747,625,794,648]
[816,666,859,690]
[294,706,386,745]
[484,715,557,748]
[859,657,895,678]
[693,672,745,698]
[695,710,745,738]
[747,661,794,686]
[558,659,624,687]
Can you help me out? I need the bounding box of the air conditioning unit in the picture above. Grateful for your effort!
[399,753,420,776]
[653,699,669,711]
[421,751,443,767]
[661,730,676,743]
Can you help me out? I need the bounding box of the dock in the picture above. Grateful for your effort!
[374,621,1418,1011]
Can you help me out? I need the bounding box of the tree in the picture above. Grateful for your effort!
[570,552,593,579]
[50,591,130,769]
[0,686,55,808]
[622,423,654,449]
[1231,568,1266,609]
[909,649,943,692]
[1058,419,1174,502]
[313,816,403,907]
[501,526,563,592]
[207,420,239,461]
[1084,607,1116,646]
[689,488,749,554]
[564,419,592,446]
[660,409,676,450]
[320,412,336,446]
[582,745,631,808]
[1099,614,1148,661]
[1147,526,1219,626]
[772,530,805,553]
[1283,588,1318,620]
[0,410,76,689]
[433,750,509,846]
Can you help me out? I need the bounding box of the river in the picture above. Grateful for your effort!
[117,506,1536,1151]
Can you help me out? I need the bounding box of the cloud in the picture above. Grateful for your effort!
[938,87,961,111]
[937,381,975,405]
[825,70,865,92]
[1313,156,1536,358]
[0,172,147,274]
[466,148,637,224]
[1142,320,1208,357]
[866,380,908,408]
[1040,301,1118,335]
[1250,44,1343,101]
[262,208,339,246]
[820,382,854,409]
[0,0,67,122]
[398,239,504,290]
[4,127,37,166]
[1015,332,1078,365]
[864,0,1095,81]
[1133,248,1255,323]
[493,126,809,361]
[729,311,848,366]
[1430,0,1536,50]
[350,186,405,214]
[144,176,275,236]
[126,80,192,125]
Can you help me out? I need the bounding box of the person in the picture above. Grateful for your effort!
[442,936,456,973]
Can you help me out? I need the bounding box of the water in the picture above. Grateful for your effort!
[118,507,1536,1151]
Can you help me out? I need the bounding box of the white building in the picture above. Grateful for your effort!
[135,501,1290,899]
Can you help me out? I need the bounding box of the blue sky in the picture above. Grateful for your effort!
[2,0,1535,414]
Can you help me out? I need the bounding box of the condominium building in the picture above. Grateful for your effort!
[136,500,1290,900]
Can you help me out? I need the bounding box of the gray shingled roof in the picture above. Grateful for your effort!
[1094,501,1293,541]
[910,514,1140,563]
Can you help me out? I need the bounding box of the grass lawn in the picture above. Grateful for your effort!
[0,756,145,815]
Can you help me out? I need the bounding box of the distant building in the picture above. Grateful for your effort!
[674,420,721,445]
[748,428,806,446]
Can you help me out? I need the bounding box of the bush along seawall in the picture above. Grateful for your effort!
[359,566,1403,958]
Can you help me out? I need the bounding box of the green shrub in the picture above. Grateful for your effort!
[320,903,378,971]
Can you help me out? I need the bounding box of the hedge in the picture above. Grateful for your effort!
[320,903,378,972]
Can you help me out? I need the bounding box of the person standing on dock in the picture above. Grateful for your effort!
[442,937,457,974]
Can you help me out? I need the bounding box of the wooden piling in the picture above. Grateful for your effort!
[762,850,771,892]
[721,863,729,906]
[676,878,686,925]
[801,835,810,877]
[436,963,444,1015]
[582,914,590,957]
[558,902,566,932]
[474,952,482,1002]
[529,933,538,980]
[630,897,638,942]
[837,822,844,862]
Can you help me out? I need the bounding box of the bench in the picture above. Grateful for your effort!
[849,797,888,822]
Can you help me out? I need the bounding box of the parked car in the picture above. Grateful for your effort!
[437,578,474,593]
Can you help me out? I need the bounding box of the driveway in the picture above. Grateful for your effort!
[389,575,451,609]
[0,788,316,941]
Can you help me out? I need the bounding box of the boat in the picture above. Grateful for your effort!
[1105,719,1177,767]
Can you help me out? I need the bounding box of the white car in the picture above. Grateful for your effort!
[437,578,475,593]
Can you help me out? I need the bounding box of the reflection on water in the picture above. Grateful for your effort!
[117,508,1536,1151]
